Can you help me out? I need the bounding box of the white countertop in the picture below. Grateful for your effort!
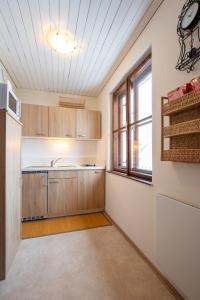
[22,165,105,172]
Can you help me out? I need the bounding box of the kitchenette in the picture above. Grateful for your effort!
[20,100,105,223]
[0,81,106,280]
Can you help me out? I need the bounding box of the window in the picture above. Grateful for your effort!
[113,83,127,172]
[112,57,152,182]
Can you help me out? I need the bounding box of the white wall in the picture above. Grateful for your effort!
[0,63,5,83]
[157,195,200,300]
[97,0,200,298]
[22,138,98,168]
[16,88,99,167]
[16,88,98,110]
[0,61,16,88]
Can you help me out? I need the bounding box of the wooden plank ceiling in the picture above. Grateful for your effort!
[0,0,153,96]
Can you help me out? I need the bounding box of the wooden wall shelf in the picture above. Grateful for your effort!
[161,90,200,163]
[163,119,200,137]
[162,149,200,163]
[163,90,200,116]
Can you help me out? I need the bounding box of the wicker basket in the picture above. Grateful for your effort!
[163,119,200,137]
[161,90,200,163]
[162,149,200,163]
[163,90,200,116]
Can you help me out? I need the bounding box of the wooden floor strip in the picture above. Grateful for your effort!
[22,212,111,239]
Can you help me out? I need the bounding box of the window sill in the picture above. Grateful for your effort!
[107,170,153,186]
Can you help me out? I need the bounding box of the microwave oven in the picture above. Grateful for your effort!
[0,81,21,120]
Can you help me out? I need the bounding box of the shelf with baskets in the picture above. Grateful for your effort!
[161,90,200,163]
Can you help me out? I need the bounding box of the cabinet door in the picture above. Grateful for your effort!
[89,170,105,209]
[49,107,76,138]
[21,104,49,137]
[48,178,78,216]
[76,109,87,138]
[87,110,101,139]
[22,173,47,218]
[76,110,101,139]
[78,171,105,210]
[93,170,105,208]
[77,171,91,210]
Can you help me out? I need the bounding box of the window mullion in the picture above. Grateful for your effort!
[126,79,130,176]
[133,82,138,171]
[129,115,152,127]
[117,96,120,168]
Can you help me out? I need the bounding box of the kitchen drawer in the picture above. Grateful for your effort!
[48,170,78,179]
[77,170,105,177]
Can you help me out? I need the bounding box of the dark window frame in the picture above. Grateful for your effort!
[113,82,127,174]
[112,56,152,182]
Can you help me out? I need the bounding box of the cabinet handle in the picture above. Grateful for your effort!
[65,134,72,137]
[77,134,86,137]
[94,171,103,174]
[36,133,45,136]
[43,175,48,187]
[49,181,59,184]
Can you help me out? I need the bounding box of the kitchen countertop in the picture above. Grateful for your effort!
[22,165,105,172]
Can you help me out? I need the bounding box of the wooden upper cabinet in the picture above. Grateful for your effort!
[48,107,76,138]
[76,109,87,138]
[21,103,101,139]
[87,110,101,139]
[77,109,101,139]
[21,103,49,137]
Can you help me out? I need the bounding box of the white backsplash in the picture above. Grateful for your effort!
[21,138,104,168]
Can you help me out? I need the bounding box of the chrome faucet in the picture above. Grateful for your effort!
[50,157,62,167]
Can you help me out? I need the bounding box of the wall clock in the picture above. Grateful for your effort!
[176,0,200,72]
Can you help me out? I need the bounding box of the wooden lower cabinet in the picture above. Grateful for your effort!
[91,170,105,209]
[22,173,48,219]
[22,170,105,219]
[48,178,78,216]
[78,170,105,210]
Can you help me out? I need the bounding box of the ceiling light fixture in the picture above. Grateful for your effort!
[47,30,78,54]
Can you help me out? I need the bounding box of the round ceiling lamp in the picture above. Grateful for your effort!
[47,30,78,54]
